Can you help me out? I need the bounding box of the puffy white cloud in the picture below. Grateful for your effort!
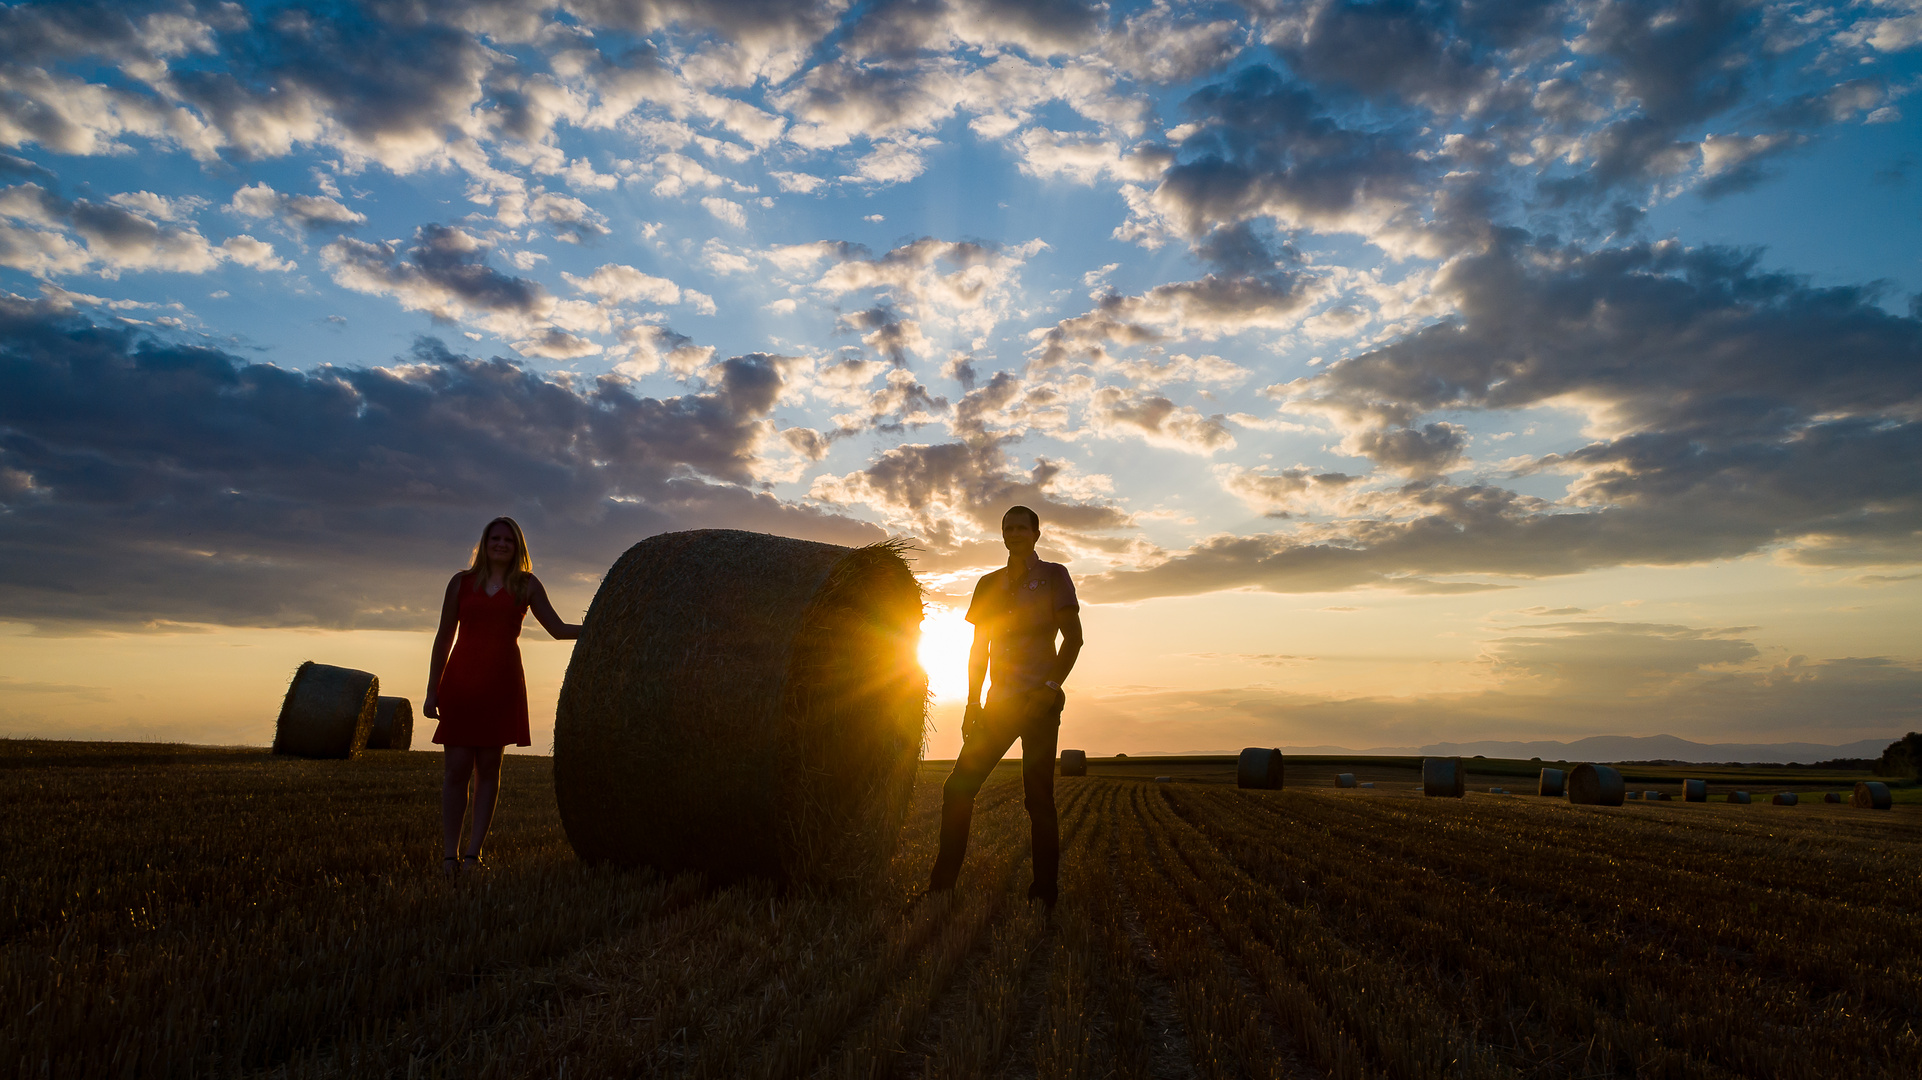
[225,181,366,231]
[1086,386,1236,454]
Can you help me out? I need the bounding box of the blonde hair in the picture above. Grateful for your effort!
[466,516,534,603]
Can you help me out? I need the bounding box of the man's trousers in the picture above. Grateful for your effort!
[927,693,1061,897]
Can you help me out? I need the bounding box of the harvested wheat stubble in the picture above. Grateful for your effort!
[367,696,413,750]
[1683,778,1707,802]
[1236,746,1284,789]
[1538,767,1565,796]
[1059,749,1087,776]
[1335,772,1357,788]
[272,662,378,759]
[1567,763,1626,806]
[1422,756,1465,797]
[1728,791,1752,804]
[1852,782,1892,810]
[1773,792,1799,806]
[553,530,926,884]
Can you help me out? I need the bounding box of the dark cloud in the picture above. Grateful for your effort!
[323,224,547,321]
[0,297,881,631]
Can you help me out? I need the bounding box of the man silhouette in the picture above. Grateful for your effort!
[927,505,1084,907]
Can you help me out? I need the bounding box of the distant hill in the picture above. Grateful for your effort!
[1158,734,1900,764]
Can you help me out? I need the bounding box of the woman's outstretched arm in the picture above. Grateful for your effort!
[527,576,582,640]
[423,573,463,719]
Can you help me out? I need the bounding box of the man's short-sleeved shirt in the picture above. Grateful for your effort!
[965,555,1078,698]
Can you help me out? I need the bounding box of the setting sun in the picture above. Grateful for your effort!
[918,605,975,701]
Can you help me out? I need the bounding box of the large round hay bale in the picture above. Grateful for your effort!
[1772,792,1798,806]
[1335,772,1357,788]
[1236,747,1284,789]
[1823,791,1843,803]
[1059,749,1087,776]
[367,696,414,751]
[1537,768,1565,797]
[1682,779,1707,802]
[1422,757,1465,797]
[1852,781,1892,810]
[553,531,926,885]
[1727,791,1751,804]
[272,662,378,759]
[1567,763,1625,806]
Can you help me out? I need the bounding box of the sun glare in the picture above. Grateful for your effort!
[918,605,974,700]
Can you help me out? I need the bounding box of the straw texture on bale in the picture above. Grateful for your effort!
[1852,781,1892,810]
[553,530,926,885]
[1538,767,1565,797]
[1727,791,1751,804]
[1335,772,1357,788]
[1773,792,1798,806]
[1682,778,1707,802]
[272,662,378,760]
[367,696,414,751]
[1567,763,1625,806]
[1824,792,1843,803]
[1422,757,1465,798]
[1236,747,1284,789]
[1059,749,1087,777]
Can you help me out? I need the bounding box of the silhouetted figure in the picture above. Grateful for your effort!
[424,517,579,877]
[928,505,1084,907]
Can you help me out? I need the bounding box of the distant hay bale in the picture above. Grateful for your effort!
[1727,791,1751,804]
[367,696,414,751]
[1236,747,1284,790]
[1626,791,1641,799]
[1488,787,1505,794]
[1538,768,1565,797]
[553,530,926,885]
[1649,791,1669,801]
[1852,781,1892,810]
[1335,772,1357,788]
[1824,792,1843,803]
[272,662,378,760]
[1683,779,1707,802]
[1422,757,1465,798]
[1059,749,1087,777]
[1567,763,1625,806]
[1154,775,1173,783]
[1359,781,1375,788]
[1772,792,1798,806]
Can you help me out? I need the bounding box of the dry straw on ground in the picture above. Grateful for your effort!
[368,696,413,751]
[1567,763,1625,806]
[553,530,926,885]
[1538,768,1565,797]
[1235,747,1283,789]
[272,662,378,759]
[1853,782,1892,810]
[1058,749,1087,776]
[1422,757,1465,798]
[1683,779,1707,802]
[1335,772,1357,788]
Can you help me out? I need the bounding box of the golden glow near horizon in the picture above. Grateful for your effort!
[918,604,974,702]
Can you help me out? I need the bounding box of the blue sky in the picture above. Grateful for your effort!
[2,0,1919,754]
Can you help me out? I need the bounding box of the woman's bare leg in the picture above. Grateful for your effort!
[442,746,477,860]
[464,746,505,859]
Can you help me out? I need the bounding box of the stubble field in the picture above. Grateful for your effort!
[2,741,1917,1079]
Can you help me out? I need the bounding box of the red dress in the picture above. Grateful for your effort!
[433,576,532,747]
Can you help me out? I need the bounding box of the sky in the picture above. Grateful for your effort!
[1,0,1919,759]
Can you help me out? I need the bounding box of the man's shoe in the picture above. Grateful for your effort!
[1026,882,1057,910]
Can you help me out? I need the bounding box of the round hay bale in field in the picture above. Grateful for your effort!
[1236,747,1284,790]
[272,662,378,759]
[554,530,926,885]
[1488,787,1505,794]
[1359,781,1375,788]
[1852,781,1892,810]
[1059,749,1087,776]
[1538,768,1566,797]
[1567,763,1625,806]
[1727,791,1751,804]
[1772,792,1798,806]
[1154,775,1173,783]
[1649,791,1669,801]
[1823,791,1843,803]
[1335,772,1357,788]
[367,696,414,751]
[1682,779,1707,802]
[1422,757,1465,798]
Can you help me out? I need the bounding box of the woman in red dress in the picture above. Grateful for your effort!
[424,517,579,877]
